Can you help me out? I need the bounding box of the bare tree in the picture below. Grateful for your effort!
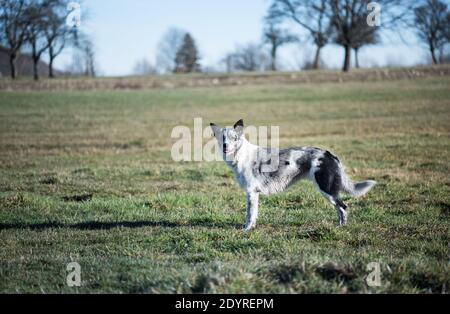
[133,58,157,75]
[330,0,410,72]
[225,43,269,72]
[24,1,52,80]
[0,0,30,79]
[267,0,331,69]
[330,0,370,71]
[81,37,95,77]
[351,16,379,68]
[156,27,186,74]
[68,34,95,77]
[263,22,297,71]
[414,0,449,64]
[44,0,71,78]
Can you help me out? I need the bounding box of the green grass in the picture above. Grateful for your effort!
[0,77,449,293]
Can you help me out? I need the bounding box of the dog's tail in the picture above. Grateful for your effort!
[340,169,376,197]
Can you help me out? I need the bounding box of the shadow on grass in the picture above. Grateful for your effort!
[0,220,242,231]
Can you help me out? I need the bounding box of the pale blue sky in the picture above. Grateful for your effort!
[54,0,430,76]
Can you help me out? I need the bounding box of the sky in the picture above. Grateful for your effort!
[54,0,430,76]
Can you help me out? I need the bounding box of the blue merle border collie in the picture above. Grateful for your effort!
[210,119,376,232]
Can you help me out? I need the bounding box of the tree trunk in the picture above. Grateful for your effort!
[342,44,351,72]
[48,46,54,78]
[354,48,360,69]
[430,45,438,65]
[9,53,17,79]
[33,57,39,81]
[49,57,54,78]
[271,44,277,71]
[31,42,40,80]
[313,45,321,69]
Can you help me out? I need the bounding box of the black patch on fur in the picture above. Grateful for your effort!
[315,151,342,197]
[234,119,244,129]
[335,198,347,210]
[222,133,226,152]
[295,151,313,173]
[325,150,339,162]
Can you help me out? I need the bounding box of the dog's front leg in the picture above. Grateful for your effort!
[243,191,259,232]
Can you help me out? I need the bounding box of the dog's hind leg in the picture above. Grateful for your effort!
[244,191,259,232]
[313,153,348,225]
[317,190,348,225]
[334,197,348,225]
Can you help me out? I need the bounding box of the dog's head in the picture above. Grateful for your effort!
[210,119,244,157]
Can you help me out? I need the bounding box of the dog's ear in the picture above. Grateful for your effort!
[210,123,220,136]
[233,119,244,135]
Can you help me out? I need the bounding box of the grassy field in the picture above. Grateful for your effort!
[0,75,449,293]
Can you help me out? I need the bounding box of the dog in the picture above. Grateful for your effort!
[210,119,376,231]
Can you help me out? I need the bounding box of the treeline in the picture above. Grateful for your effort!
[0,0,92,80]
[261,0,450,71]
[142,0,450,75]
[1,0,450,79]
